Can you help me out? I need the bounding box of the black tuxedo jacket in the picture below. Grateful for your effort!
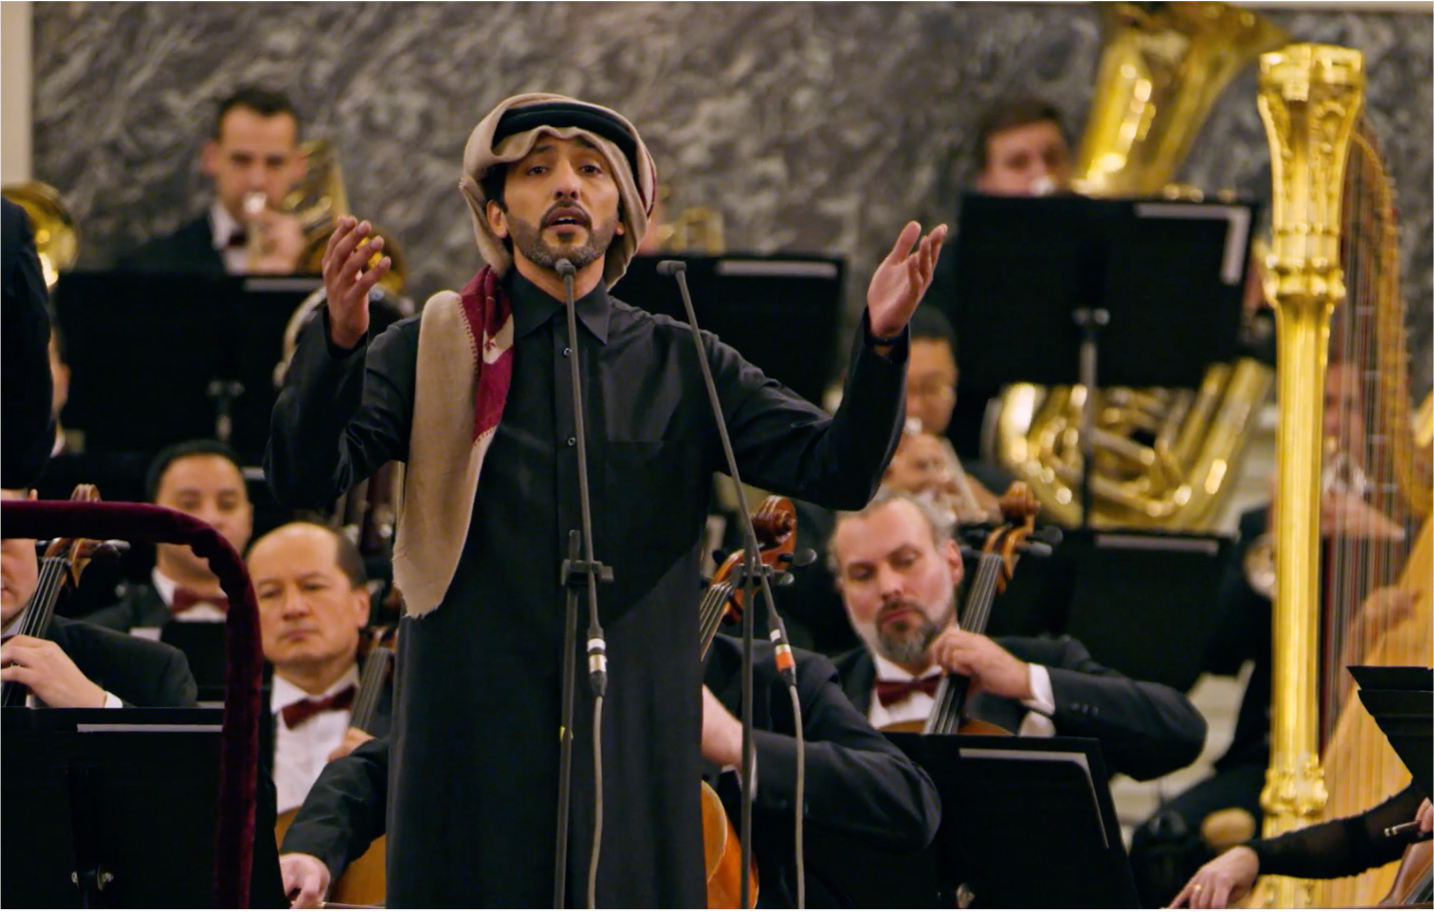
[834,635,1206,782]
[281,636,940,908]
[117,214,225,275]
[42,615,198,707]
[85,583,171,632]
[2,197,54,489]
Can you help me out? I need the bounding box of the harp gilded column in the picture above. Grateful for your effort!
[1255,44,1364,909]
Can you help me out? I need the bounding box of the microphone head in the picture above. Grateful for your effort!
[554,259,576,278]
[656,259,686,277]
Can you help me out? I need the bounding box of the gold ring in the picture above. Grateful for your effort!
[1193,884,1204,892]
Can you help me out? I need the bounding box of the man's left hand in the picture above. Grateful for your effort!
[928,629,1032,700]
[327,726,375,762]
[252,209,308,274]
[0,635,107,708]
[700,685,743,769]
[866,221,948,339]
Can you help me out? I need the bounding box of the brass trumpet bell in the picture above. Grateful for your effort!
[288,140,407,295]
[2,181,79,289]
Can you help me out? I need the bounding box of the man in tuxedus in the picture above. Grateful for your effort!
[0,488,197,708]
[830,491,1206,783]
[267,92,946,906]
[87,440,253,632]
[120,86,307,275]
[248,522,392,818]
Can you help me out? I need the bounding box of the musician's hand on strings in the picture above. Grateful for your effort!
[0,635,107,708]
[928,630,1032,701]
[280,852,331,909]
[866,221,948,342]
[1168,846,1258,909]
[1417,798,1432,835]
[322,215,390,350]
[1357,585,1420,636]
[700,685,742,769]
[327,726,375,763]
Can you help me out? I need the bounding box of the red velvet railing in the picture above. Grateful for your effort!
[1,500,261,908]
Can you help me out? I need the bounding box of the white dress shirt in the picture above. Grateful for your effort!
[211,200,249,275]
[150,568,227,622]
[866,652,1057,737]
[2,612,122,708]
[271,665,360,815]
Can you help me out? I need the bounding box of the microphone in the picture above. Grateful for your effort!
[555,258,577,279]
[656,259,685,277]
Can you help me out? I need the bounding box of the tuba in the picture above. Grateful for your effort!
[988,2,1286,530]
[2,181,79,289]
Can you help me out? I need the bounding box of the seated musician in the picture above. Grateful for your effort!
[119,86,308,276]
[830,491,1206,782]
[86,440,254,632]
[247,522,392,818]
[277,631,942,908]
[0,488,197,707]
[1172,782,1432,909]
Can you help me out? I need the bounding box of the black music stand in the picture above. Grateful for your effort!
[805,734,1138,908]
[614,253,845,406]
[1350,665,1433,799]
[946,193,1256,526]
[0,707,283,908]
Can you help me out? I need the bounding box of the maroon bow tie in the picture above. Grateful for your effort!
[875,675,941,708]
[280,685,356,729]
[171,588,229,617]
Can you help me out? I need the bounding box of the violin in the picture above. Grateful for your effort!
[2,485,112,708]
[697,496,798,909]
[881,482,1043,736]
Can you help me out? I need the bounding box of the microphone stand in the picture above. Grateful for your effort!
[658,260,806,909]
[551,258,612,910]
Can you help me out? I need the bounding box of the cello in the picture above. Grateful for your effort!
[696,495,800,908]
[882,482,1043,736]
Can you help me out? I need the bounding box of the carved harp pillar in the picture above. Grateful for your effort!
[1255,44,1365,909]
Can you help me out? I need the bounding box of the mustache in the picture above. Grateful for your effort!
[877,599,928,625]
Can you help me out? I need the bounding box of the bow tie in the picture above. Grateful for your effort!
[171,588,229,617]
[280,685,356,729]
[875,675,942,708]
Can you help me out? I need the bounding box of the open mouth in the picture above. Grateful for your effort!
[544,207,590,230]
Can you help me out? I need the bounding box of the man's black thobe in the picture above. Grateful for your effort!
[267,271,906,906]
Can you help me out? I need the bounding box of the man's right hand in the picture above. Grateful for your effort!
[280,852,331,909]
[322,216,390,350]
[1168,845,1258,909]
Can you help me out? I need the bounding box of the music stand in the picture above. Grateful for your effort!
[1350,665,1433,799]
[805,734,1138,908]
[614,253,845,406]
[946,193,1256,525]
[0,706,284,907]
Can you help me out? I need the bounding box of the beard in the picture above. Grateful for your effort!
[874,597,957,667]
[506,207,620,273]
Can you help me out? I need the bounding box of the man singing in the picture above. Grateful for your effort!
[267,92,944,906]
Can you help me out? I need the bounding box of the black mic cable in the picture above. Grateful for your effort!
[658,259,808,908]
[552,257,610,910]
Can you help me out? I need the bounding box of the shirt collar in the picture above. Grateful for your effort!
[507,267,611,344]
[209,200,241,252]
[271,663,361,712]
[872,652,942,683]
[151,568,178,607]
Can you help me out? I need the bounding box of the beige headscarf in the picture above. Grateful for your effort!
[457,93,658,288]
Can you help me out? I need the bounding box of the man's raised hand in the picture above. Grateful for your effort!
[322,216,390,350]
[866,221,948,340]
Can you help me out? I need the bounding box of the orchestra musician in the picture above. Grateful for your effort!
[119,86,307,276]
[86,440,254,632]
[2,198,54,491]
[278,631,942,908]
[0,488,197,708]
[1171,783,1432,909]
[829,491,1207,782]
[246,522,392,817]
[265,91,945,906]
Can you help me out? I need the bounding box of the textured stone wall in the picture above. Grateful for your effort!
[32,1,1432,394]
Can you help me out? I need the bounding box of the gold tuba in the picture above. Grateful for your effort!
[286,140,407,295]
[2,181,79,289]
[988,1,1286,529]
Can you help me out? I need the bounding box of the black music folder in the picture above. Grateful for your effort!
[1350,665,1433,799]
[0,707,283,908]
[806,734,1139,908]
